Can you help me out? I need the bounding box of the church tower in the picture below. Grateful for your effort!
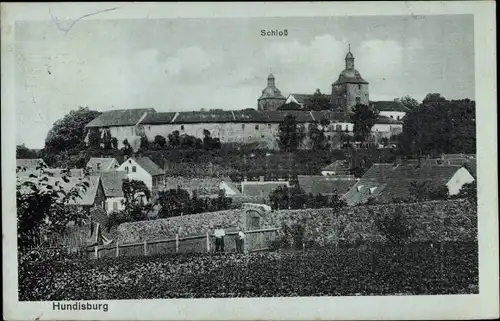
[331,45,369,113]
[257,74,286,111]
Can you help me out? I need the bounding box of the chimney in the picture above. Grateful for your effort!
[259,176,265,182]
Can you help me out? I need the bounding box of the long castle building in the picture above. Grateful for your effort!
[85,48,406,151]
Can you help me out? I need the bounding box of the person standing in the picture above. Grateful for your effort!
[214,225,226,253]
[235,226,245,254]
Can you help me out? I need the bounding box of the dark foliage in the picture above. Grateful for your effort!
[268,185,347,210]
[350,104,379,142]
[19,242,478,300]
[278,115,306,152]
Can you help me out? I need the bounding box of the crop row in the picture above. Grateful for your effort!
[19,242,478,301]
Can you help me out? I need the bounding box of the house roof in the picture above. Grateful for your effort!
[17,168,84,178]
[163,176,237,197]
[18,175,102,206]
[371,101,410,113]
[322,159,351,171]
[132,157,165,176]
[375,116,404,125]
[174,110,236,123]
[86,108,155,128]
[100,170,127,197]
[241,181,289,199]
[16,159,47,170]
[342,181,388,206]
[297,175,356,196]
[287,94,332,105]
[342,163,464,205]
[86,158,119,171]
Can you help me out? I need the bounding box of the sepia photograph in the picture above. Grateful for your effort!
[2,2,498,321]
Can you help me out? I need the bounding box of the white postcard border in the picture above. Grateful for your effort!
[2,2,498,320]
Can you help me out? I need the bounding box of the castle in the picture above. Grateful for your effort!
[258,46,370,113]
[85,48,406,151]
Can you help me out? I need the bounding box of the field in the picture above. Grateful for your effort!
[19,242,478,301]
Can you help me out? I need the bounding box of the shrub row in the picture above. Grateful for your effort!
[117,199,477,245]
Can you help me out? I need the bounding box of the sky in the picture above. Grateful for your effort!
[15,14,474,149]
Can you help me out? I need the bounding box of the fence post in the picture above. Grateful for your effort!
[206,231,210,253]
[115,241,119,257]
[144,241,148,256]
[175,234,179,253]
[94,245,98,259]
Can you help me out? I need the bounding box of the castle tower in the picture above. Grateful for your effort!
[331,45,369,113]
[257,73,286,111]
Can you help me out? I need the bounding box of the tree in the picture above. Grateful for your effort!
[408,180,449,202]
[457,181,477,205]
[373,208,415,246]
[350,104,379,142]
[308,121,327,150]
[111,137,118,150]
[101,129,112,150]
[304,89,331,111]
[16,163,90,249]
[399,95,420,110]
[154,135,167,148]
[422,93,447,104]
[16,144,39,159]
[44,107,101,152]
[158,188,191,218]
[168,130,181,148]
[278,115,306,152]
[121,139,133,157]
[139,135,149,150]
[398,98,475,157]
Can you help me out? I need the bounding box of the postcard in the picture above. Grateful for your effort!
[2,1,498,320]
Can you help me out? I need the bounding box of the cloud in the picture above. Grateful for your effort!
[163,46,213,75]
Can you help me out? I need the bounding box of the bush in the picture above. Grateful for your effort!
[373,207,415,245]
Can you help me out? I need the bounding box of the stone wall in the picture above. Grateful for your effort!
[117,199,476,244]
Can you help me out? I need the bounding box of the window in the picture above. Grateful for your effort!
[132,166,137,173]
[181,125,185,131]
[358,84,361,90]
[114,164,118,168]
[397,116,400,120]
[96,163,101,170]
[390,115,394,119]
[113,202,118,210]
[255,124,259,130]
[356,97,361,104]
[242,124,245,129]
[335,124,342,131]
[125,166,129,173]
[268,124,271,129]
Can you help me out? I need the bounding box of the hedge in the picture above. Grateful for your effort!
[117,199,476,245]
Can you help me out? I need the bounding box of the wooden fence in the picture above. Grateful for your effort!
[88,227,280,259]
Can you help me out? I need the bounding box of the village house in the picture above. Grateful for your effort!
[321,159,352,176]
[342,162,475,206]
[163,176,241,198]
[18,174,105,208]
[241,178,290,204]
[100,170,127,214]
[86,157,120,173]
[117,157,165,193]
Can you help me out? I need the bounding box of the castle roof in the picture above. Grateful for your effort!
[86,109,402,126]
[86,108,155,128]
[259,86,286,100]
[297,175,356,197]
[333,68,369,85]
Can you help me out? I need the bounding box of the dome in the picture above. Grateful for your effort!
[333,68,369,85]
[259,86,285,100]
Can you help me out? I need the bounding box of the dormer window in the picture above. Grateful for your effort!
[369,187,377,194]
[356,185,364,192]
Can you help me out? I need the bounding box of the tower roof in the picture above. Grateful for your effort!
[333,68,368,85]
[268,73,275,79]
